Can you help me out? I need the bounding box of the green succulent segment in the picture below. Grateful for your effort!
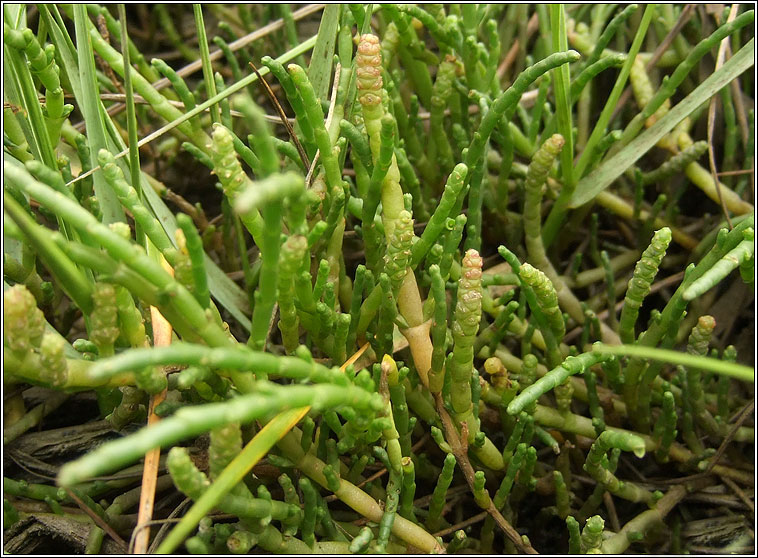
[4,25,73,146]
[384,210,413,295]
[641,142,709,186]
[428,265,448,394]
[619,227,672,343]
[277,235,307,354]
[4,285,46,354]
[683,228,754,301]
[583,431,656,505]
[508,349,612,416]
[38,333,68,388]
[208,124,264,245]
[465,51,581,252]
[429,55,462,172]
[450,250,483,420]
[426,453,456,531]
[519,263,565,342]
[167,446,298,522]
[570,54,626,103]
[523,135,565,270]
[89,283,120,357]
[653,391,678,461]
[99,149,175,256]
[410,163,468,268]
[356,34,405,242]
[580,515,605,554]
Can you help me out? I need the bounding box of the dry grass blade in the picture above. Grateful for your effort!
[496,13,539,81]
[133,257,174,554]
[153,4,325,90]
[73,93,294,124]
[249,60,310,168]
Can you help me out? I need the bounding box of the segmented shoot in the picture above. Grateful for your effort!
[619,227,672,343]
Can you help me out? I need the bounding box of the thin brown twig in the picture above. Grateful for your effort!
[496,13,539,81]
[704,399,755,476]
[434,393,537,554]
[433,510,489,538]
[412,484,471,509]
[147,498,193,554]
[96,14,126,95]
[716,168,756,177]
[719,475,755,513]
[249,60,310,169]
[657,400,755,486]
[603,491,621,531]
[64,488,129,553]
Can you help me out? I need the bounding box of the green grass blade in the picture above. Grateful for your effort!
[550,4,574,187]
[155,407,309,554]
[117,4,144,245]
[541,4,577,247]
[594,344,753,383]
[308,4,340,102]
[569,38,755,208]
[193,4,220,124]
[573,4,655,179]
[3,3,25,27]
[70,35,319,184]
[3,36,55,167]
[72,4,124,224]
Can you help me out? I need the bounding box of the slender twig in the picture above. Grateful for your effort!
[249,60,310,168]
[147,498,193,554]
[64,488,128,553]
[716,168,756,177]
[719,475,755,513]
[603,491,621,531]
[433,511,488,538]
[704,400,755,476]
[496,13,539,80]
[435,394,537,554]
[655,400,756,487]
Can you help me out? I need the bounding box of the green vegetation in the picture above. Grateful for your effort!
[3,4,754,555]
